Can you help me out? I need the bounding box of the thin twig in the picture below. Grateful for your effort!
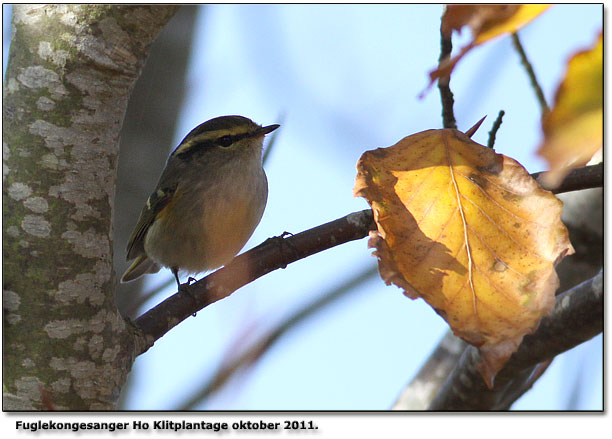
[438,21,457,129]
[177,265,379,409]
[428,270,602,410]
[512,32,549,115]
[487,110,505,148]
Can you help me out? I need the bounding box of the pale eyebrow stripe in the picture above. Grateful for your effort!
[172,126,253,156]
[188,126,251,144]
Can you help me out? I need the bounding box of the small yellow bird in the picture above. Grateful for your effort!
[121,115,279,288]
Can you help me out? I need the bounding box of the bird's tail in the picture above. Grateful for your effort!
[121,255,161,282]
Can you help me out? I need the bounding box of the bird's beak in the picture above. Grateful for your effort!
[256,124,280,136]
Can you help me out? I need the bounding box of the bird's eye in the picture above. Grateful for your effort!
[217,135,233,147]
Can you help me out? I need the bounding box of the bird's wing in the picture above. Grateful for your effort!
[125,184,177,261]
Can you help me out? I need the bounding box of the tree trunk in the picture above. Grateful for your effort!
[3,4,178,410]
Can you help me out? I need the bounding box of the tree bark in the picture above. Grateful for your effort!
[3,4,178,410]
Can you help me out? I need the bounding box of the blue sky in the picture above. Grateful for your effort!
[3,4,603,410]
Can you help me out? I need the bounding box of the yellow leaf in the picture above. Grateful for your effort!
[429,5,550,85]
[538,32,603,187]
[354,129,573,386]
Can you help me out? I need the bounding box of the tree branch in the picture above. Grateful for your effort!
[133,210,376,354]
[132,164,602,355]
[532,163,602,194]
[428,270,602,410]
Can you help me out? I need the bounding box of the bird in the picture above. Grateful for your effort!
[121,115,279,289]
